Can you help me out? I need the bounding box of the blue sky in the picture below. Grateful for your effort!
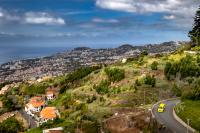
[0,0,199,48]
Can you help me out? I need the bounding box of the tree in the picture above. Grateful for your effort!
[104,68,125,82]
[189,6,200,46]
[172,84,182,97]
[95,80,110,94]
[164,62,172,80]
[144,75,156,87]
[151,61,158,70]
[140,50,148,57]
[0,117,24,133]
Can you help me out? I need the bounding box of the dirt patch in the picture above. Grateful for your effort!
[104,108,151,133]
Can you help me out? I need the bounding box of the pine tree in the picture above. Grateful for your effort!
[189,6,200,46]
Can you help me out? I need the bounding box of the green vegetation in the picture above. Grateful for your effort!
[175,100,200,131]
[189,6,200,46]
[140,50,148,57]
[20,83,48,96]
[0,117,24,133]
[144,75,156,87]
[164,55,200,80]
[182,78,200,101]
[151,61,158,70]
[0,95,16,115]
[94,80,110,94]
[104,68,125,82]
[171,84,182,97]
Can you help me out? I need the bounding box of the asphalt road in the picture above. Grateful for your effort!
[19,109,37,128]
[152,99,193,133]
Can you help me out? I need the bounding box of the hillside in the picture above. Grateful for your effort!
[1,44,200,133]
[24,45,198,132]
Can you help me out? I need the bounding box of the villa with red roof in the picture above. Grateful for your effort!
[39,107,59,124]
[25,96,46,116]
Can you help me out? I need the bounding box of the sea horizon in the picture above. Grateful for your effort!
[0,46,73,65]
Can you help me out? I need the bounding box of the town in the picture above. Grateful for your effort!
[0,41,180,84]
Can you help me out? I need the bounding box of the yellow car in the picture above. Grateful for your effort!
[157,103,166,113]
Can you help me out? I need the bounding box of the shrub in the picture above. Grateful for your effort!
[95,80,110,94]
[65,66,101,83]
[0,117,24,133]
[151,61,158,70]
[104,68,125,82]
[172,84,182,97]
[87,95,97,103]
[140,50,148,57]
[164,55,200,80]
[21,83,47,96]
[135,79,141,86]
[144,75,156,87]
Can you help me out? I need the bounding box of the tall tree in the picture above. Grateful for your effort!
[189,6,200,46]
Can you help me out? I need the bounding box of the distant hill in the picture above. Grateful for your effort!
[74,47,91,51]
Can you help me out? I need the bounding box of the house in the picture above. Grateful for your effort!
[25,96,45,116]
[39,107,59,124]
[122,58,127,63]
[43,127,63,133]
[46,90,56,101]
[46,87,58,101]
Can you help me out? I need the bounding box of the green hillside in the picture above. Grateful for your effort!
[24,46,200,132]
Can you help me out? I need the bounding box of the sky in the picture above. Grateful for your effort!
[0,0,199,48]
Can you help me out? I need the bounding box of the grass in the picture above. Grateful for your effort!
[27,128,42,133]
[175,100,200,131]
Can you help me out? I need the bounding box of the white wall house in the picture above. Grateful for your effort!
[39,107,59,125]
[46,91,55,101]
[25,96,45,116]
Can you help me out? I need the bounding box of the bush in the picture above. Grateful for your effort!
[40,118,64,129]
[182,78,200,101]
[0,117,24,133]
[104,68,125,82]
[164,55,200,80]
[144,75,156,87]
[1,96,15,112]
[87,95,97,103]
[172,84,182,97]
[95,80,110,94]
[66,66,101,83]
[140,51,148,57]
[151,61,158,70]
[135,79,141,86]
[21,83,47,96]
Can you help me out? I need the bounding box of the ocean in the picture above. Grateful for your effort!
[0,46,71,65]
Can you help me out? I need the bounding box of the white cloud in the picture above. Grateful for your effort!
[96,0,199,28]
[24,12,65,25]
[92,18,119,23]
[0,12,4,17]
[163,15,176,20]
[96,0,199,16]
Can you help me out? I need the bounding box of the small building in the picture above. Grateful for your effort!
[46,90,56,101]
[39,107,59,124]
[25,96,45,116]
[43,127,63,133]
[122,58,127,64]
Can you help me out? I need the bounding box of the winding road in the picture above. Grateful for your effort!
[152,99,194,133]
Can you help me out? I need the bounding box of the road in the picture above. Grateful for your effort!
[152,99,193,133]
[19,109,37,128]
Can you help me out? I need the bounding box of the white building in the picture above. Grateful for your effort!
[25,96,45,116]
